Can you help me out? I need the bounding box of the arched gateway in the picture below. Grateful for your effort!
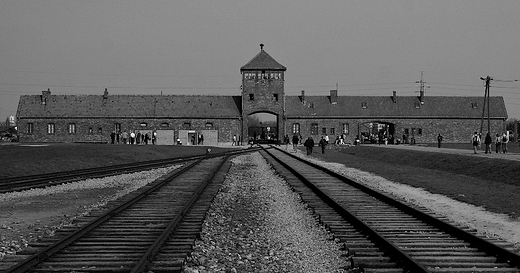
[240,44,286,144]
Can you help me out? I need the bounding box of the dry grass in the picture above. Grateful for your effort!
[312,144,520,218]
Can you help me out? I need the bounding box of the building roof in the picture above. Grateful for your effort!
[240,48,286,71]
[285,95,508,119]
[17,94,242,118]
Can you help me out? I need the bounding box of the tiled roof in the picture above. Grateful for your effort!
[285,95,508,119]
[240,50,286,71]
[17,95,242,118]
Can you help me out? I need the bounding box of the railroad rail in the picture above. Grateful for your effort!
[260,146,520,272]
[1,154,232,273]
[0,147,260,193]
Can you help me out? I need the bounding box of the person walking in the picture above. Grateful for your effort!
[283,134,290,150]
[495,133,501,153]
[502,133,508,153]
[484,132,492,154]
[292,134,299,152]
[437,134,443,148]
[471,132,480,154]
[121,130,128,144]
[110,131,116,144]
[304,136,314,155]
[319,136,327,154]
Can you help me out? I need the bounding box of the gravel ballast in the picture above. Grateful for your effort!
[183,152,348,273]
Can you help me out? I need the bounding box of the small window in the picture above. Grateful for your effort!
[140,122,147,127]
[342,123,349,135]
[418,128,423,135]
[47,123,55,134]
[322,127,327,134]
[414,102,420,109]
[98,127,103,135]
[330,128,335,135]
[183,122,191,129]
[361,102,367,109]
[114,123,121,132]
[310,123,319,135]
[161,122,170,127]
[68,123,76,134]
[292,123,300,134]
[26,123,34,134]
[249,94,254,101]
[404,128,409,135]
[273,93,278,101]
[88,127,93,134]
[471,103,478,109]
[205,122,213,129]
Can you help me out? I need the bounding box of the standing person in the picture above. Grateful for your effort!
[122,130,128,144]
[152,131,157,145]
[502,133,508,153]
[232,135,237,146]
[130,131,136,145]
[437,134,443,148]
[324,134,329,145]
[283,134,290,150]
[471,132,480,154]
[292,134,299,152]
[144,132,150,145]
[116,131,120,144]
[110,131,116,144]
[319,136,327,154]
[136,131,141,145]
[304,136,314,155]
[495,133,501,153]
[199,134,204,145]
[484,132,492,154]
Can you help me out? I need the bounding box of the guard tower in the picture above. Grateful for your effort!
[240,44,286,142]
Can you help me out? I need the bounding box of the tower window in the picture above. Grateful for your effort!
[273,94,278,101]
[249,94,254,101]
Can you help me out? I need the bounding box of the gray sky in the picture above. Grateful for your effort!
[1,0,519,121]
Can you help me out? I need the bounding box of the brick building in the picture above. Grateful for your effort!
[16,45,508,144]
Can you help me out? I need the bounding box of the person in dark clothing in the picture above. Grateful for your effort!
[292,134,299,152]
[437,134,443,148]
[319,136,327,154]
[110,131,116,144]
[484,132,492,154]
[304,137,314,155]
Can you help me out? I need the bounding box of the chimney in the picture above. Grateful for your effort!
[392,91,397,103]
[103,88,108,99]
[330,90,338,104]
[301,90,305,104]
[419,90,424,104]
[41,88,51,105]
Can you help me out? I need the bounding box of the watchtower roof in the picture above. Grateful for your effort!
[240,44,286,71]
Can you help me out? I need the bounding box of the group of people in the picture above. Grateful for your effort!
[110,130,157,145]
[471,131,509,154]
[283,133,330,155]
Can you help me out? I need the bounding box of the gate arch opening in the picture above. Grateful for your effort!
[247,112,278,144]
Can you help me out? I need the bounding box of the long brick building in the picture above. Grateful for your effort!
[16,45,508,145]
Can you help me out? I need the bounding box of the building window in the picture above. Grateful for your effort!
[273,93,278,101]
[249,94,254,101]
[414,102,421,108]
[471,103,478,109]
[322,127,327,134]
[205,122,213,129]
[361,102,367,109]
[140,122,147,127]
[26,123,34,134]
[292,123,300,134]
[404,128,409,135]
[98,127,103,135]
[114,123,121,132]
[68,123,76,134]
[311,123,319,135]
[47,123,55,134]
[183,122,191,129]
[342,123,349,135]
[418,128,423,135]
[88,127,93,134]
[330,128,335,135]
[161,122,170,127]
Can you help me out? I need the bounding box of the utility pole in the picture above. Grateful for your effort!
[415,71,430,95]
[479,76,492,135]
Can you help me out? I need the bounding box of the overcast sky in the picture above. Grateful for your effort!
[1,0,519,121]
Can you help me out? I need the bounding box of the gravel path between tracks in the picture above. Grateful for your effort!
[293,151,520,251]
[0,165,181,260]
[183,152,349,273]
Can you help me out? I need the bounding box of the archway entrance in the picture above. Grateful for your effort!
[357,121,395,144]
[247,112,278,144]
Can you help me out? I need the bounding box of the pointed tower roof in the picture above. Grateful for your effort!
[241,44,286,71]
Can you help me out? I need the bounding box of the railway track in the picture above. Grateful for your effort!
[0,148,258,193]
[0,154,234,273]
[260,146,520,272]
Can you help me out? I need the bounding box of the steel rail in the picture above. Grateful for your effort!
[3,158,204,273]
[267,145,520,269]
